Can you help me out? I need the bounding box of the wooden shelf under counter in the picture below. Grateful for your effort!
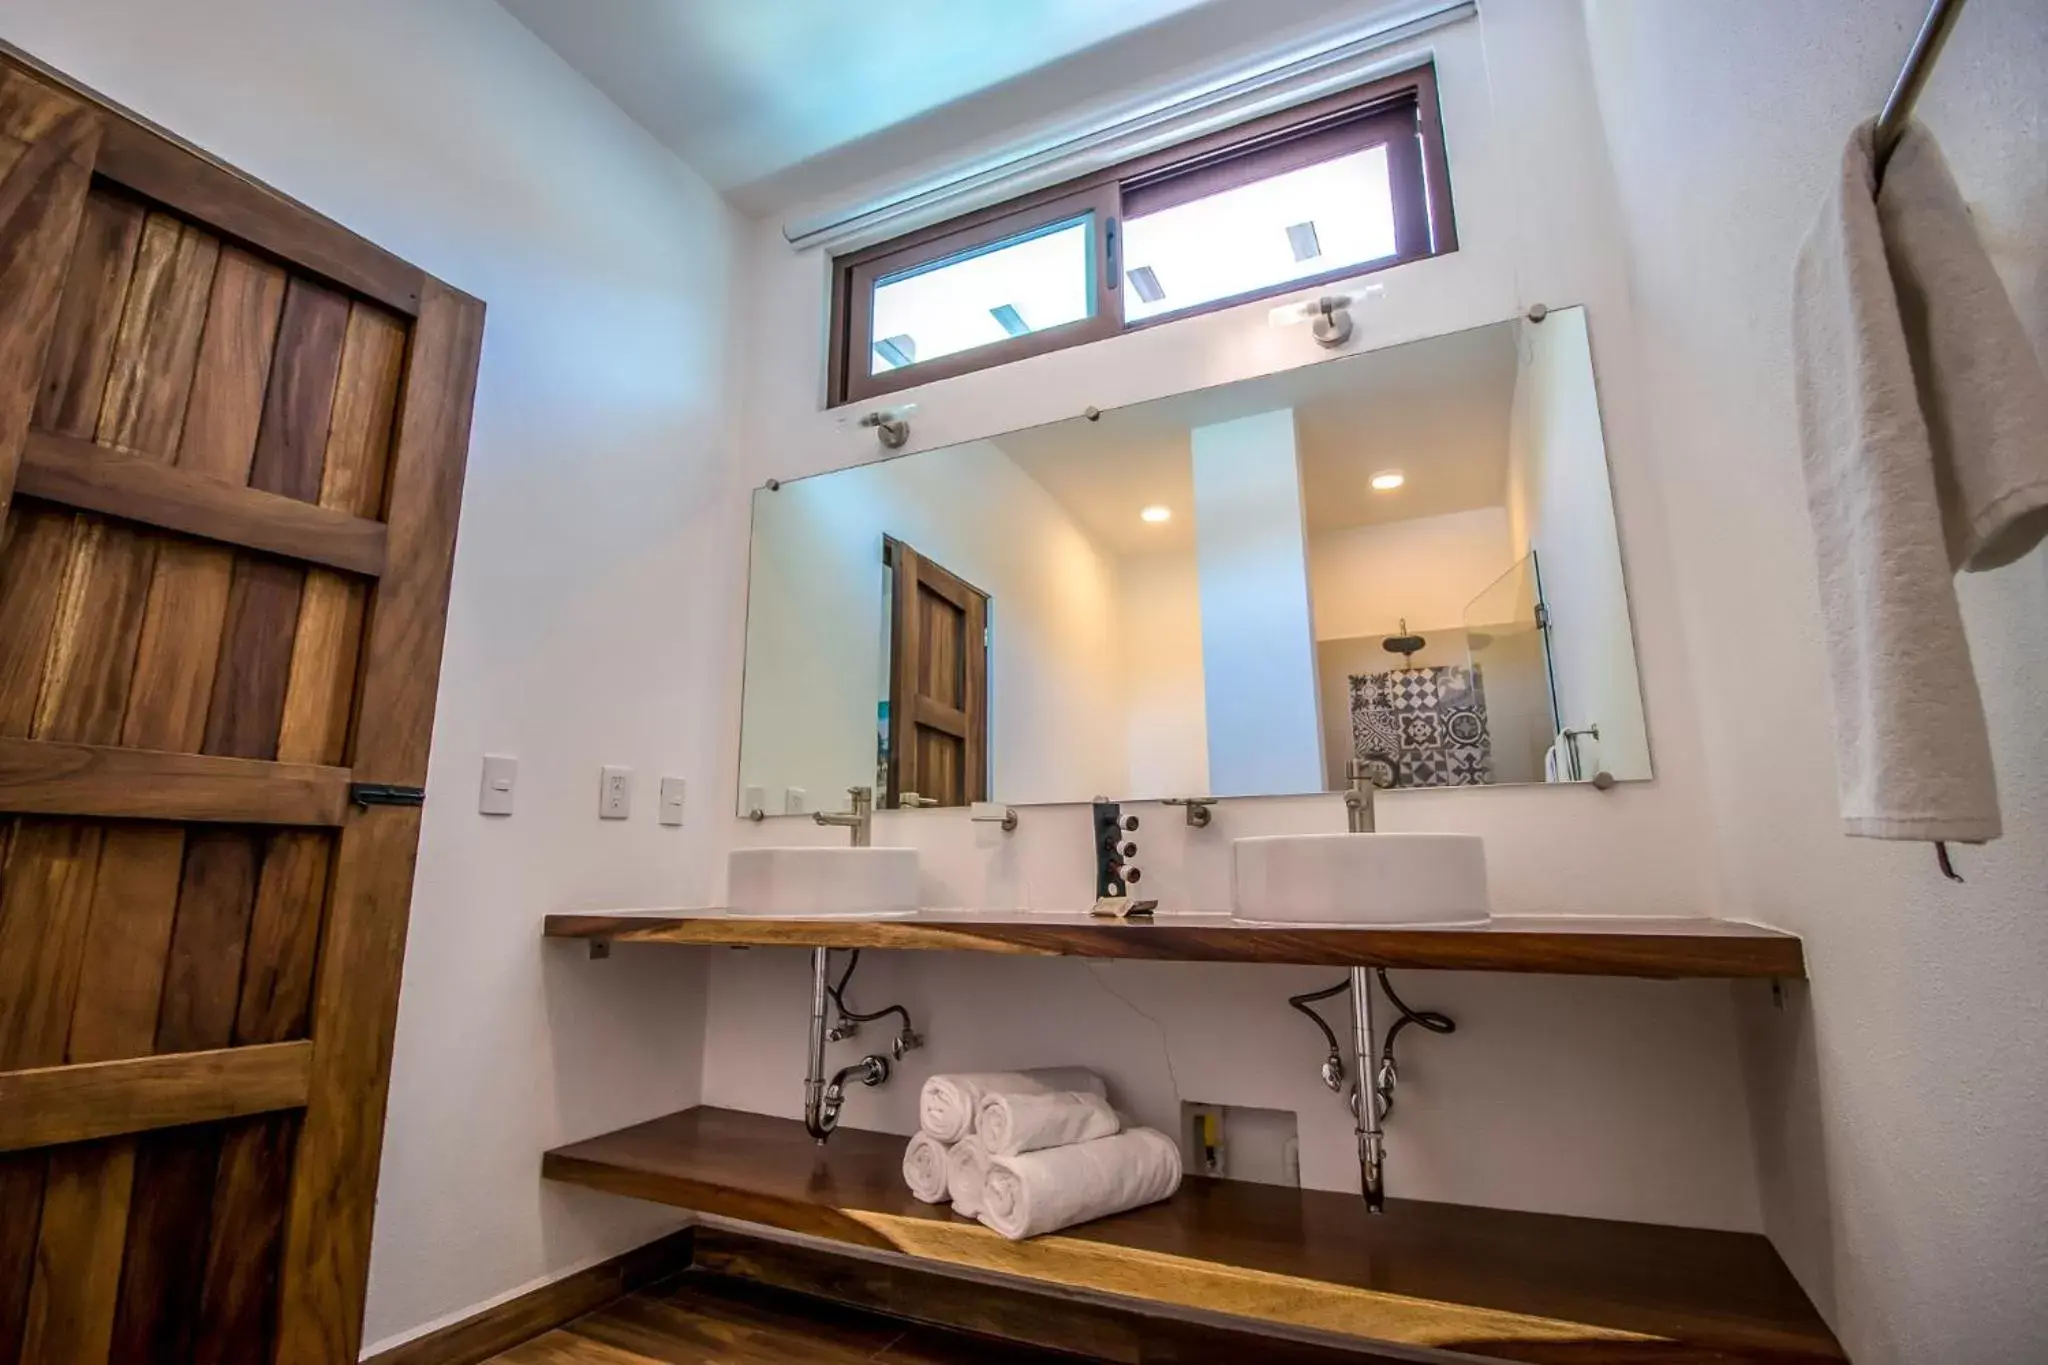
[543,1106,1843,1363]
[543,909,1806,979]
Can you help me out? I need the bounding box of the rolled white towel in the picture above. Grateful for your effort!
[978,1090,1121,1157]
[978,1127,1182,1242]
[945,1135,991,1218]
[902,1131,951,1204]
[917,1068,1106,1142]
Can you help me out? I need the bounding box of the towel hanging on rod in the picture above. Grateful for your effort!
[1881,0,1979,888]
[1873,0,1968,177]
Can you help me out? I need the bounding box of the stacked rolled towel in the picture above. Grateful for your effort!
[901,1131,950,1204]
[978,1089,1120,1157]
[978,1127,1182,1242]
[918,1068,1106,1143]
[944,1135,991,1218]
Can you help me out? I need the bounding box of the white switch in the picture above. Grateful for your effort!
[479,754,517,816]
[783,787,807,814]
[599,765,632,820]
[659,777,686,827]
[742,785,767,817]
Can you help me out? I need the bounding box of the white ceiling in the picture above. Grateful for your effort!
[497,0,1372,215]
[994,321,1520,557]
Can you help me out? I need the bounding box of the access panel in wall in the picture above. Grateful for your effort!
[737,308,1647,813]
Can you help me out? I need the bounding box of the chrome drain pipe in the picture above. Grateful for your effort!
[803,946,896,1143]
[1348,965,1385,1212]
[804,946,833,1141]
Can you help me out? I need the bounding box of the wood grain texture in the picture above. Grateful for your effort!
[199,277,347,770]
[32,213,287,1365]
[481,1268,1417,1365]
[543,1108,1843,1364]
[694,1229,1452,1365]
[35,210,218,748]
[193,289,396,1359]
[16,430,385,574]
[18,821,179,1365]
[0,65,97,520]
[0,736,349,824]
[0,166,137,1365]
[361,1230,696,1365]
[0,1043,309,1151]
[541,911,1808,980]
[277,303,406,766]
[116,243,286,752]
[192,832,333,1361]
[115,844,265,1363]
[277,280,484,1364]
[88,103,424,316]
[30,191,144,440]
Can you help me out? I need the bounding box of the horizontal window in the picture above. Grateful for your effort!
[870,211,1097,376]
[829,64,1454,406]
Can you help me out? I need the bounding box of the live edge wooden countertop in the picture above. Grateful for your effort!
[543,1107,1844,1363]
[542,909,1806,979]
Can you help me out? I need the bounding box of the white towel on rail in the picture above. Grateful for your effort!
[901,1131,951,1204]
[944,1135,991,1218]
[978,1127,1181,1242]
[917,1068,1106,1143]
[977,1090,1121,1158]
[1792,121,2048,843]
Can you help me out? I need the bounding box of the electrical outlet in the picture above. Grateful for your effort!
[783,787,807,814]
[599,766,631,820]
[742,785,767,817]
[658,777,686,827]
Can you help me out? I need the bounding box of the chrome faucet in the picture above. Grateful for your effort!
[814,786,873,846]
[1344,760,1378,834]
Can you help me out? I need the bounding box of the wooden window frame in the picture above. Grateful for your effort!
[829,63,1455,407]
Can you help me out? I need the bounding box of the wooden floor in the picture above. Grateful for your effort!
[486,1272,1087,1364]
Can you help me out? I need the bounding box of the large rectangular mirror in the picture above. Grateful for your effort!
[738,306,1650,814]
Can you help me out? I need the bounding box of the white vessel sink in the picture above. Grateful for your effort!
[727,847,920,919]
[1231,834,1490,927]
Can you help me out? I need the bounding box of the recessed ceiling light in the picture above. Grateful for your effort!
[1140,505,1172,524]
[1370,470,1406,491]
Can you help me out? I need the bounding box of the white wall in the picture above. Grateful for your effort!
[1308,507,1516,640]
[1116,548,1209,799]
[0,0,745,1351]
[1505,308,1650,779]
[738,439,1126,815]
[720,0,1751,1233]
[1191,410,1325,796]
[1580,1,2048,1360]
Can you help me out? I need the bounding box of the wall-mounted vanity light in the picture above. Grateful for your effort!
[857,403,918,449]
[1269,294,1353,348]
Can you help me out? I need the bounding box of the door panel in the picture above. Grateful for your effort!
[885,539,989,809]
[0,53,479,1365]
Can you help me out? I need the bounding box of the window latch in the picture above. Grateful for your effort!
[1105,218,1119,289]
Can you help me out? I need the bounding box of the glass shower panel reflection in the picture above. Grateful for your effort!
[1463,553,1558,785]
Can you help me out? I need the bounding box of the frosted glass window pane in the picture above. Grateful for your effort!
[1120,146,1397,323]
[870,215,1094,375]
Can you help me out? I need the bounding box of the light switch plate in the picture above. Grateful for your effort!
[783,787,807,814]
[659,777,686,827]
[600,765,631,820]
[742,785,767,817]
[479,754,516,816]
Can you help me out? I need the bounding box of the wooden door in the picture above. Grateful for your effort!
[0,54,481,1365]
[884,538,988,809]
